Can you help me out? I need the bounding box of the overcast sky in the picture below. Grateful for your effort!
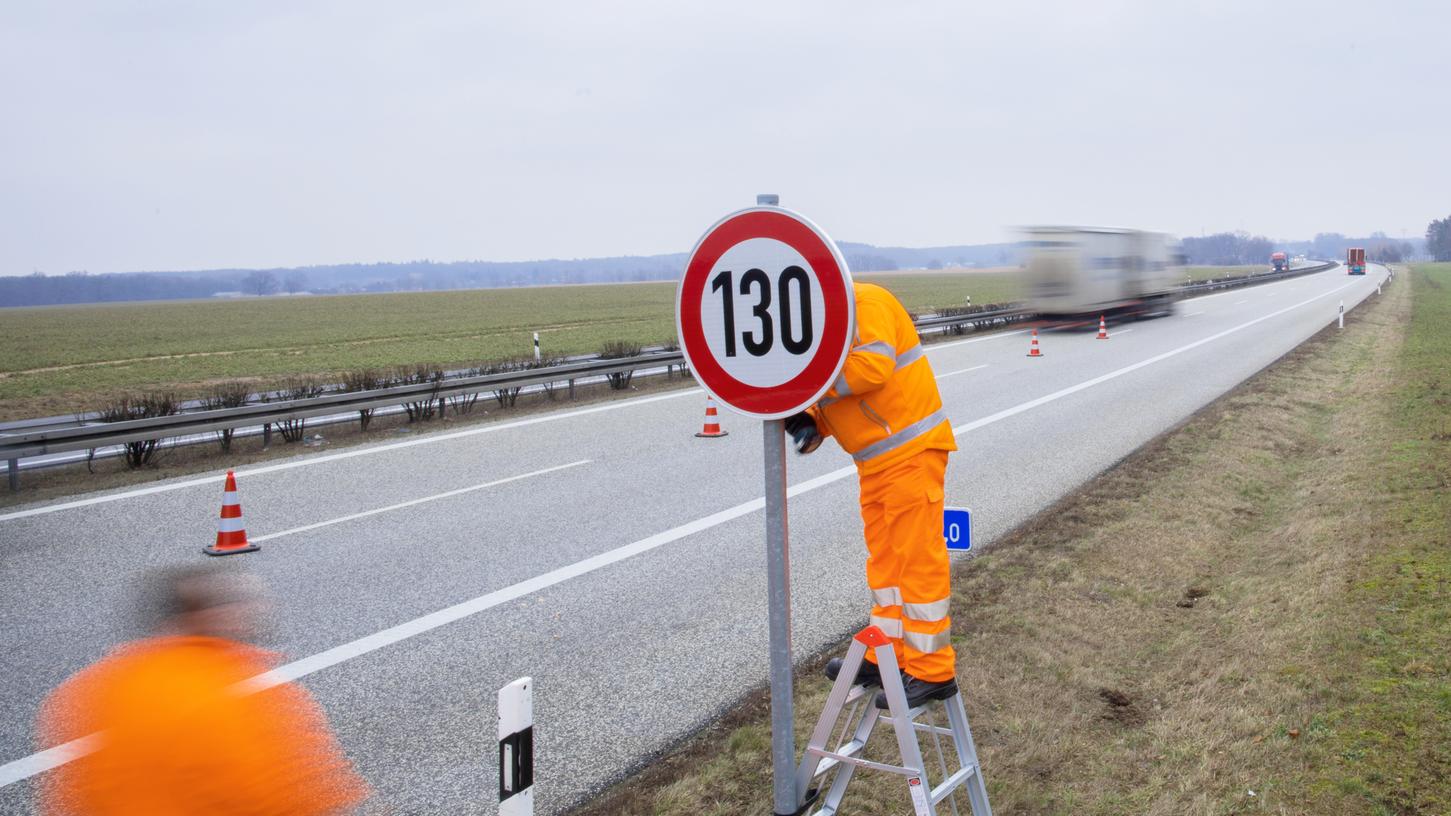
[2,1,1446,275]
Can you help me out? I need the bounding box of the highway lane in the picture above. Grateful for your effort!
[0,263,1389,813]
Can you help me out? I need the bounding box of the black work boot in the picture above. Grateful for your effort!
[874,674,958,710]
[824,657,883,687]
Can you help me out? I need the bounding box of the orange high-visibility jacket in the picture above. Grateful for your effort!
[809,283,955,473]
[37,636,368,816]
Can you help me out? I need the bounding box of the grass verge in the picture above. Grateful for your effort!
[573,263,1449,815]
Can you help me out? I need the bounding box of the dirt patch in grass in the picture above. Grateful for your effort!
[574,266,1449,815]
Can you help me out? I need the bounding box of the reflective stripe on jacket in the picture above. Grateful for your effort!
[809,283,955,474]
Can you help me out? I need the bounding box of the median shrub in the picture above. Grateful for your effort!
[479,358,530,408]
[342,369,384,431]
[394,364,444,422]
[200,381,252,452]
[600,341,642,390]
[268,377,325,442]
[96,392,180,469]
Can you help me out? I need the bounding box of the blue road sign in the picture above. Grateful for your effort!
[944,506,971,552]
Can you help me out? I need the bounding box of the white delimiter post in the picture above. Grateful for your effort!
[533,332,541,362]
[499,677,534,816]
[755,192,799,816]
[1339,300,1345,330]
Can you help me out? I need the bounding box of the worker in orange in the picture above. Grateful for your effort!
[785,282,958,709]
[36,566,369,816]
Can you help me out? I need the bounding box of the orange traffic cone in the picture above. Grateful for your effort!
[1026,329,1044,357]
[695,397,729,438]
[1096,315,1110,340]
[204,470,259,556]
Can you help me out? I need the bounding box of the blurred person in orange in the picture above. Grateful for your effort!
[36,565,369,815]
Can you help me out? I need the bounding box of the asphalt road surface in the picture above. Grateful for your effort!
[0,264,1389,814]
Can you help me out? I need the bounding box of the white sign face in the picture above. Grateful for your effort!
[698,237,828,389]
[677,206,854,419]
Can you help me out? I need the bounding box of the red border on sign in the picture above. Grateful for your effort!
[677,209,852,417]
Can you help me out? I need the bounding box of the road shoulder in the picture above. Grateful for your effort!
[573,264,1449,815]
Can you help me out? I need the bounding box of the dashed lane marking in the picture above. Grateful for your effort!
[935,364,989,380]
[250,460,591,544]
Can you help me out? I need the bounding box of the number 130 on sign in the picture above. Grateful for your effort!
[676,208,855,419]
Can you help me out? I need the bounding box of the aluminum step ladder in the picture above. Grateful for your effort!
[796,626,991,816]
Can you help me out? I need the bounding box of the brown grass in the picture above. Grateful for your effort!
[574,270,1436,814]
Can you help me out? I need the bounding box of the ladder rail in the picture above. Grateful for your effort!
[795,638,872,803]
[797,625,992,816]
[926,705,962,816]
[814,679,885,814]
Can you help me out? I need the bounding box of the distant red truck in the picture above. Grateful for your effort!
[1347,247,1366,275]
[1271,251,1288,272]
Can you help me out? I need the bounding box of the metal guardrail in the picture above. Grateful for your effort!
[1,353,682,461]
[0,261,1343,488]
[1177,260,1338,295]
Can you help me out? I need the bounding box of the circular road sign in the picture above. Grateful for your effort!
[676,207,854,419]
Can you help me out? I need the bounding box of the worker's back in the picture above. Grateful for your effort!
[810,283,954,473]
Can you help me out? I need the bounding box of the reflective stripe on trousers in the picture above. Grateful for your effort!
[860,448,956,682]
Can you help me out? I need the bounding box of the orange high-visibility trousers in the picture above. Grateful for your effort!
[859,448,956,682]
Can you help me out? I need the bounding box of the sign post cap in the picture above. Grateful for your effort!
[756,193,780,206]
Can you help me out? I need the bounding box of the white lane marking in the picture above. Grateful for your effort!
[0,736,101,791]
[1185,311,1205,316]
[924,328,1029,352]
[0,276,1365,789]
[1112,329,1134,336]
[250,461,590,544]
[0,391,698,523]
[935,364,989,380]
[1233,299,1249,305]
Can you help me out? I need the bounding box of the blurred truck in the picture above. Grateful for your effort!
[1346,247,1366,275]
[1022,227,1183,322]
[1271,251,1288,272]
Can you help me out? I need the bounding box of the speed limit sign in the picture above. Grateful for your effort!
[675,206,855,418]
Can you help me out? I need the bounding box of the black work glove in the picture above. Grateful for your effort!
[784,411,823,454]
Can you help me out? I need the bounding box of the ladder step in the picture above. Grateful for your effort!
[806,740,866,779]
[809,747,918,778]
[930,764,978,806]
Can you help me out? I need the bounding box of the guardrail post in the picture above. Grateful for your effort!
[262,423,272,448]
[567,378,575,400]
[7,458,18,492]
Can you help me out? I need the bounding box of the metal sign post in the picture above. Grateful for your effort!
[676,194,854,815]
[762,415,795,813]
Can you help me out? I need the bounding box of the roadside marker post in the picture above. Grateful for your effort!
[498,677,534,816]
[944,507,972,552]
[676,194,855,815]
[1338,300,1344,329]
[533,332,541,362]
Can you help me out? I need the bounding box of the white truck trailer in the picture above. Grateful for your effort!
[1022,226,1182,322]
